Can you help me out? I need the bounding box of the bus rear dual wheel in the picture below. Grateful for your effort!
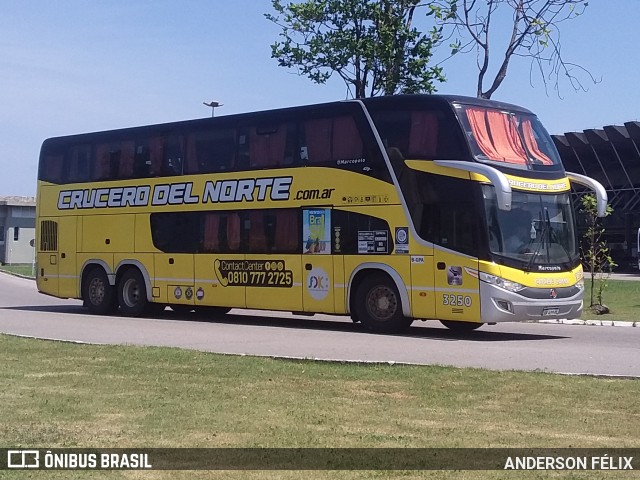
[117,270,231,317]
[352,273,413,334]
[83,267,117,315]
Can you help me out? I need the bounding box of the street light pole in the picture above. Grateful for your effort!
[203,101,223,117]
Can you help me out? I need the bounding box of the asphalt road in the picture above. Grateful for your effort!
[1,272,639,377]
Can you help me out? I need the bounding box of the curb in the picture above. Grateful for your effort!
[539,319,638,327]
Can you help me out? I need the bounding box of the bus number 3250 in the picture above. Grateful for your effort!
[442,294,472,307]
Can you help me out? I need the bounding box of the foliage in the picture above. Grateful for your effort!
[580,193,615,311]
[265,0,454,98]
[431,0,597,99]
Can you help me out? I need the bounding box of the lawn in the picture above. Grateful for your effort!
[0,263,35,277]
[581,278,640,321]
[0,334,638,479]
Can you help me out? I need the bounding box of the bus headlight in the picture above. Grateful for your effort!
[575,280,584,290]
[479,272,526,293]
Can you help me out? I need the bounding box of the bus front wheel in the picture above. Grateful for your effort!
[353,273,412,333]
[118,268,149,317]
[83,267,117,315]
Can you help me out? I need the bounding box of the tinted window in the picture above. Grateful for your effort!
[372,108,466,161]
[332,210,393,255]
[409,172,484,257]
[186,128,237,174]
[151,209,299,254]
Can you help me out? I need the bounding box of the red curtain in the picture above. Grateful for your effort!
[522,120,553,165]
[203,214,220,252]
[466,108,527,164]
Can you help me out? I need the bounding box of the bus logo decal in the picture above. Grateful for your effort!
[307,268,330,301]
[203,177,292,203]
[57,177,293,210]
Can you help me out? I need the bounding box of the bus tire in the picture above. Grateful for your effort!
[353,273,412,333]
[440,320,483,331]
[83,267,117,315]
[117,268,149,317]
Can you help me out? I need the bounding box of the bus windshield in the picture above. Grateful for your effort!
[456,104,562,169]
[483,186,579,270]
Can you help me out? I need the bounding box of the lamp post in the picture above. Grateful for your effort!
[203,101,223,117]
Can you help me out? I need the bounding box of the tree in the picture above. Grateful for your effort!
[580,193,615,314]
[432,0,596,99]
[265,0,451,98]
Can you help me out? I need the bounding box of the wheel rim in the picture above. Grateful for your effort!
[122,278,142,308]
[88,278,105,306]
[366,285,397,321]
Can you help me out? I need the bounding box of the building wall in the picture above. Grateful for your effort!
[0,202,36,265]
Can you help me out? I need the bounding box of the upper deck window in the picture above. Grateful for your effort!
[457,105,562,169]
[371,108,466,161]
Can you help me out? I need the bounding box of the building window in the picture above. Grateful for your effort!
[13,227,19,241]
[0,224,4,243]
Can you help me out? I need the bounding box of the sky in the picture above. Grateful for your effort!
[1,0,638,196]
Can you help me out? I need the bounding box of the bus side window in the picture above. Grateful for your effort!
[133,141,150,177]
[408,111,439,158]
[95,144,111,180]
[40,153,65,184]
[226,213,241,251]
[272,209,299,253]
[118,141,135,178]
[333,116,363,160]
[133,137,163,177]
[247,211,267,252]
[186,129,236,174]
[202,214,220,253]
[304,118,332,164]
[67,145,93,183]
[250,125,287,168]
[163,134,184,176]
[237,128,250,170]
[418,173,480,256]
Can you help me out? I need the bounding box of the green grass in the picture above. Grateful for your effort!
[0,263,35,278]
[581,279,640,321]
[0,334,638,479]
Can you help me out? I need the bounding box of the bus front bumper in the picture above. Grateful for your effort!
[480,282,583,323]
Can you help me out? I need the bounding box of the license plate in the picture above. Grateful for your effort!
[542,307,560,316]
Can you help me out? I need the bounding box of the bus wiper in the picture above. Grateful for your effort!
[525,209,551,272]
[549,223,574,270]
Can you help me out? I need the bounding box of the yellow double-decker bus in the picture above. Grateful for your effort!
[36,95,607,333]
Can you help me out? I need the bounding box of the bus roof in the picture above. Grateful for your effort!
[40,94,534,149]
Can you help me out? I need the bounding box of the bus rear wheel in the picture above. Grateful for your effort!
[353,273,412,333]
[83,267,117,315]
[118,268,149,317]
[440,320,483,331]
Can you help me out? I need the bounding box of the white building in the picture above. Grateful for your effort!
[0,196,36,264]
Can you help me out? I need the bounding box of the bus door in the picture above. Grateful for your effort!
[302,208,335,314]
[432,210,482,323]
